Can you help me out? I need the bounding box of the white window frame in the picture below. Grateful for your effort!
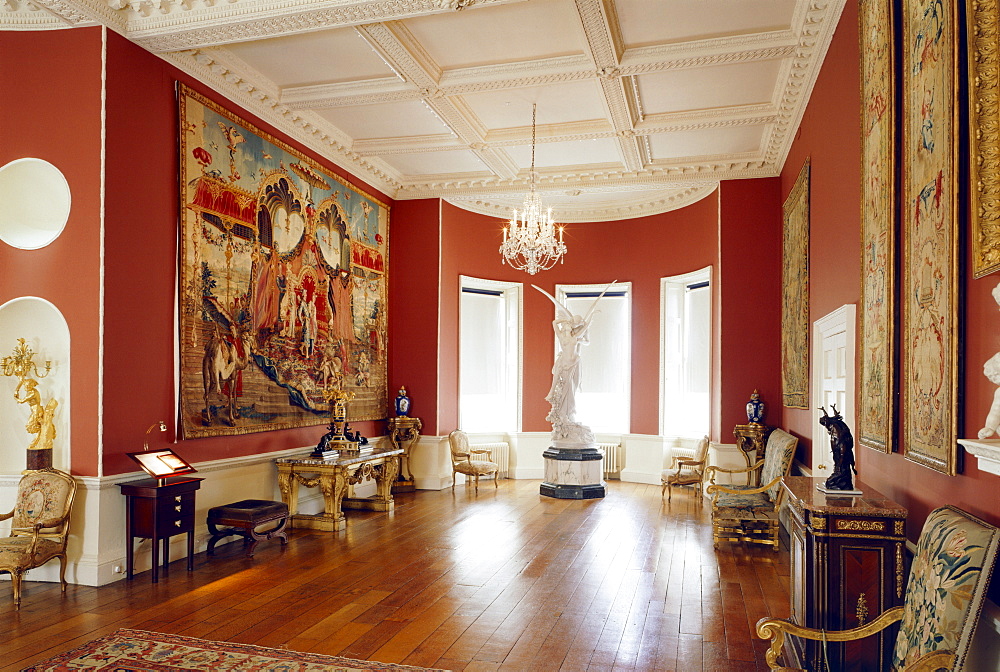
[554,281,632,435]
[458,276,523,432]
[660,266,712,439]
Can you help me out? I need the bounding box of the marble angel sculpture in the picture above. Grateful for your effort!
[980,283,1000,439]
[533,283,614,447]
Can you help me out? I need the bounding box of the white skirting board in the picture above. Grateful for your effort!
[0,442,377,587]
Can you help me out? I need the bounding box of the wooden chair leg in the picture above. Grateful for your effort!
[494,471,498,488]
[473,474,479,492]
[59,553,69,592]
[452,471,456,490]
[12,570,22,609]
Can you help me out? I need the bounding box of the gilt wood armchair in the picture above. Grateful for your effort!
[661,435,710,501]
[448,430,499,492]
[757,505,1000,671]
[0,468,77,609]
[705,428,797,551]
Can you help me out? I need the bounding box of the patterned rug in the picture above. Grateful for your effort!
[22,628,447,671]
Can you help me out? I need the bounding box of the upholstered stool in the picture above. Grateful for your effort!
[206,499,288,558]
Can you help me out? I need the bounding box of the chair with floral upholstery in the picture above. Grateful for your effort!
[0,468,77,609]
[705,428,797,550]
[757,505,1000,671]
[448,430,499,492]
[661,436,710,502]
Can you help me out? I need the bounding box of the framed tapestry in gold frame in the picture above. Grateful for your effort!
[177,84,390,439]
[858,0,896,453]
[901,0,959,475]
[969,0,1000,278]
[782,159,810,409]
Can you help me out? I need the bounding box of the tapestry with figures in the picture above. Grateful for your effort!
[177,84,389,438]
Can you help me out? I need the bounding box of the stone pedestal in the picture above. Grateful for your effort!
[540,444,605,499]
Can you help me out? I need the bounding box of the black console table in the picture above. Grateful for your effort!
[119,476,203,582]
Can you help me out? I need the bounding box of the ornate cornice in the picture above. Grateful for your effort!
[765,0,847,168]
[445,183,718,223]
[119,0,527,52]
[0,0,84,27]
[8,0,99,26]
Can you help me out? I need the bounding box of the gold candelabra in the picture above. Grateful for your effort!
[2,338,57,470]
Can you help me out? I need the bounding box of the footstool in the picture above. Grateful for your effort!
[206,499,289,558]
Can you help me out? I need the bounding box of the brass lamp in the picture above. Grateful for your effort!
[143,420,167,452]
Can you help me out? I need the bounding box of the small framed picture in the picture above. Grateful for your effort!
[127,449,197,478]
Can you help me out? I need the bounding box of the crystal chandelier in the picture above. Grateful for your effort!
[499,104,566,275]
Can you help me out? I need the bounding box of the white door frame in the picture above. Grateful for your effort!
[811,304,856,477]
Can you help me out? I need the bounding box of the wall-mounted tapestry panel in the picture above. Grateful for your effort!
[901,0,959,474]
[858,0,896,453]
[970,0,1000,278]
[178,85,389,439]
[782,160,810,409]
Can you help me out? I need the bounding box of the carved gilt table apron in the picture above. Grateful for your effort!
[276,445,403,531]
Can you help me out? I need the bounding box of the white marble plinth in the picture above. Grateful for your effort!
[544,456,603,486]
[540,444,606,499]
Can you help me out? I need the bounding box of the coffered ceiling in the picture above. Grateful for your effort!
[2,0,846,221]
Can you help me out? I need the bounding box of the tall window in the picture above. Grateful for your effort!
[661,267,711,438]
[556,282,631,434]
[459,277,522,432]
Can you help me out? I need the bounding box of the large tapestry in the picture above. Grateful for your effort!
[858,0,896,453]
[901,0,959,474]
[969,0,1000,278]
[178,85,389,439]
[782,160,810,409]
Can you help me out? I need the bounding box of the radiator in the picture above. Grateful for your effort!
[470,442,509,479]
[598,442,622,479]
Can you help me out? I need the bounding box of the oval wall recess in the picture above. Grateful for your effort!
[0,158,71,250]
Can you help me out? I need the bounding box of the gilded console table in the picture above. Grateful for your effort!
[781,476,907,672]
[275,444,402,531]
[387,415,422,493]
[733,422,772,486]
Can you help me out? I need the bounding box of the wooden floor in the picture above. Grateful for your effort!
[1,479,790,671]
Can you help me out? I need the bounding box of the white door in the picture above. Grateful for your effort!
[812,305,856,480]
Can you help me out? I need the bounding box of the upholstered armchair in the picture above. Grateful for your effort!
[757,505,1000,671]
[705,428,797,550]
[0,468,77,609]
[448,430,499,492]
[661,435,710,501]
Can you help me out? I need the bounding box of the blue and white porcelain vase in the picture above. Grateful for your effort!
[746,389,765,424]
[394,386,411,417]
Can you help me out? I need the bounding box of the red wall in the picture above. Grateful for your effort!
[100,32,388,474]
[388,199,441,432]
[428,195,719,437]
[0,28,105,476]
[717,179,784,439]
[780,0,1000,544]
[777,1,863,462]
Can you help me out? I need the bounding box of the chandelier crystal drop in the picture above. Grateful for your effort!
[499,104,566,275]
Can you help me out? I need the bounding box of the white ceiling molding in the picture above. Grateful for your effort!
[447,183,719,224]
[0,0,84,28]
[10,0,847,222]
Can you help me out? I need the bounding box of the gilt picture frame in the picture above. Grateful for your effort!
[177,84,390,439]
[901,0,959,475]
[969,0,1000,278]
[782,159,810,409]
[858,0,896,453]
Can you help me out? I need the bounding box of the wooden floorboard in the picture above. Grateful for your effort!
[0,479,790,671]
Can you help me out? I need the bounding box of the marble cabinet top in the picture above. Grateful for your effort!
[782,476,907,518]
[276,443,403,467]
